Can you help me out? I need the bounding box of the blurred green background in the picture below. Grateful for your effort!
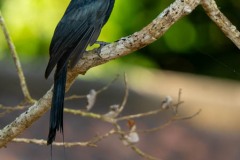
[0,0,240,78]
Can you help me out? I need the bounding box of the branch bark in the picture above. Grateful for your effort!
[201,0,240,49]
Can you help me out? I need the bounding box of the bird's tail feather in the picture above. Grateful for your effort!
[47,63,67,145]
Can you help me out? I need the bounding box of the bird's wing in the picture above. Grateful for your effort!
[45,0,113,78]
[68,0,114,68]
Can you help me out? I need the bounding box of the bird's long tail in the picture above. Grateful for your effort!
[47,63,67,145]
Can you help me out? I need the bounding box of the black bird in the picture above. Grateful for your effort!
[45,0,115,145]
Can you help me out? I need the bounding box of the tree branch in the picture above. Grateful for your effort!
[0,11,34,103]
[13,138,96,147]
[201,0,240,49]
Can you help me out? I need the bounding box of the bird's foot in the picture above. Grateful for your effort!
[95,41,110,47]
[95,41,110,58]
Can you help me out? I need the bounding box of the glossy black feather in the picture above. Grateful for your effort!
[45,0,115,145]
[47,62,67,145]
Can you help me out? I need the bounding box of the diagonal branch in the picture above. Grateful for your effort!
[201,0,240,49]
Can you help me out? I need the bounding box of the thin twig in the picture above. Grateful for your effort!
[118,73,129,113]
[65,95,86,100]
[117,108,164,121]
[13,138,96,147]
[174,109,202,120]
[113,121,160,160]
[130,145,160,160]
[0,104,28,117]
[138,109,202,134]
[0,11,33,103]
[65,75,119,101]
[89,129,116,145]
[64,108,116,123]
[174,88,182,113]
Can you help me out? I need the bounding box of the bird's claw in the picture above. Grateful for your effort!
[95,41,110,47]
[95,41,110,58]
